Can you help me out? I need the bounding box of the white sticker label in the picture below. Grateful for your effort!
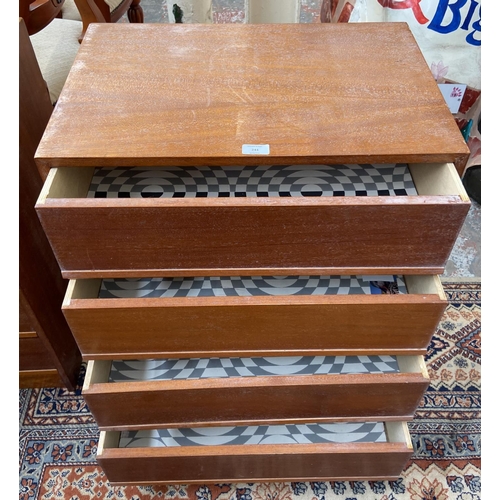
[242,144,270,155]
[437,83,467,114]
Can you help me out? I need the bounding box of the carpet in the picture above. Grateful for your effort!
[19,279,481,500]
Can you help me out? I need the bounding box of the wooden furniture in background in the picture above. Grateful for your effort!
[19,18,82,390]
[61,0,143,40]
[20,0,66,35]
[35,23,470,482]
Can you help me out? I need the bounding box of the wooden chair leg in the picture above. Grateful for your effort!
[127,0,144,23]
[74,0,107,42]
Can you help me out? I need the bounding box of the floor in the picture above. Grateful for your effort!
[443,198,481,278]
[120,0,481,279]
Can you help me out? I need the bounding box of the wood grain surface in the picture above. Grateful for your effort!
[35,23,469,177]
[63,294,445,359]
[84,369,429,430]
[98,440,412,484]
[38,195,470,278]
[19,369,63,389]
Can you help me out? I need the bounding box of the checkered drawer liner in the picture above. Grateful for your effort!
[87,164,417,198]
[109,355,399,382]
[99,275,407,298]
[119,422,387,447]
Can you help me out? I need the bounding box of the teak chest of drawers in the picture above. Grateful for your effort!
[35,22,470,485]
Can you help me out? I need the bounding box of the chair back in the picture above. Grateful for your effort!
[20,0,66,35]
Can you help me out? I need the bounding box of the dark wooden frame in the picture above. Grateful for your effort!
[19,18,82,389]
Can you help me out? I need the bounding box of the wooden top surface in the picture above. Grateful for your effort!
[35,23,469,170]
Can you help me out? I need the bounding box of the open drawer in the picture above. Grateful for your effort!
[97,421,413,484]
[83,354,429,430]
[35,163,470,278]
[63,274,446,359]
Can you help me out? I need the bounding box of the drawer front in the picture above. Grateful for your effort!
[36,163,470,278]
[83,356,429,430]
[64,275,446,359]
[97,422,413,484]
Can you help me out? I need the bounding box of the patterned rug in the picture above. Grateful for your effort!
[19,279,481,500]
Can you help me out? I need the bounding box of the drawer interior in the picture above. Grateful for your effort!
[100,421,412,450]
[39,162,468,201]
[118,421,388,447]
[68,275,445,301]
[99,274,408,298]
[86,355,427,384]
[107,355,401,382]
[86,164,417,198]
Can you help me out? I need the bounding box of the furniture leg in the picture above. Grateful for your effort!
[127,0,143,23]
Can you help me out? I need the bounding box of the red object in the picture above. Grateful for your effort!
[377,0,429,24]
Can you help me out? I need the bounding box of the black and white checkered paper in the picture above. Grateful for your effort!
[99,275,407,298]
[109,355,400,382]
[119,422,387,448]
[87,164,417,198]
